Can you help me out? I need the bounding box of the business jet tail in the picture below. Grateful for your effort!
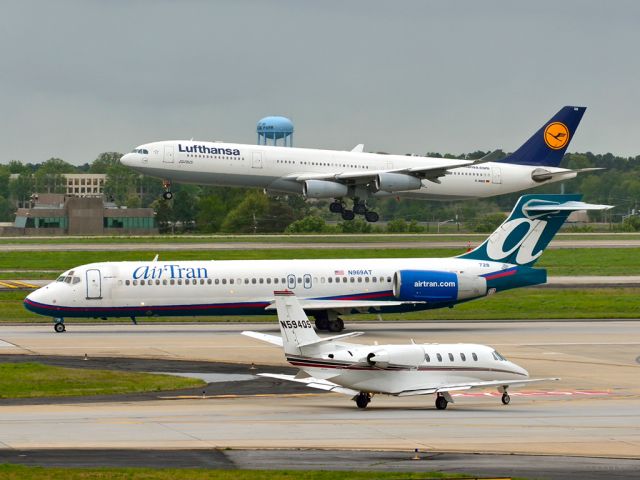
[499,106,585,167]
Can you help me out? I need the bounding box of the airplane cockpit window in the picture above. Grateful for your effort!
[56,276,65,282]
[72,277,80,284]
[131,148,149,154]
[492,350,507,361]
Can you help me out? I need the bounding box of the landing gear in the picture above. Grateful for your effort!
[313,311,344,332]
[353,201,367,215]
[501,392,511,405]
[162,179,173,200]
[364,211,379,223]
[329,201,344,213]
[53,318,65,333]
[341,210,355,221]
[355,392,371,409]
[435,394,448,410]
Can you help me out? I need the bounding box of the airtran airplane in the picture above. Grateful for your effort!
[24,194,610,333]
[120,106,600,222]
[244,291,558,410]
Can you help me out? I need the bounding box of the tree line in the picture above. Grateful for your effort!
[0,151,639,233]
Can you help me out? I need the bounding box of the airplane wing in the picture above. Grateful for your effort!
[258,373,359,396]
[290,158,473,186]
[394,377,560,397]
[350,144,364,153]
[241,331,283,347]
[264,299,425,312]
[470,150,505,164]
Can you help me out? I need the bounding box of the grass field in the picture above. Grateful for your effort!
[1,247,640,277]
[0,232,637,244]
[2,288,638,323]
[0,465,478,480]
[0,363,204,399]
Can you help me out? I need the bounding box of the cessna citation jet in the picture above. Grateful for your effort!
[120,106,600,222]
[243,291,558,410]
[24,194,610,333]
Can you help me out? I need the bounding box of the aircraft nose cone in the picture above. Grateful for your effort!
[120,153,134,166]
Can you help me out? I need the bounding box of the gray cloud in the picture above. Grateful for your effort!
[1,0,638,165]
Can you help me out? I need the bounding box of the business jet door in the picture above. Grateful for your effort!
[86,269,102,299]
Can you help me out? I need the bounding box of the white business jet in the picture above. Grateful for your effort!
[120,106,599,222]
[243,291,558,410]
[24,194,611,333]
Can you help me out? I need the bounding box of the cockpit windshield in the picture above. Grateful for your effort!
[492,350,507,361]
[131,148,149,154]
[56,271,81,285]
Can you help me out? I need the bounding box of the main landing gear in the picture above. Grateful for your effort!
[162,179,173,200]
[329,199,379,223]
[313,311,345,332]
[354,392,371,409]
[53,318,65,333]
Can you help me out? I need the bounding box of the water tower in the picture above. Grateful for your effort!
[257,116,294,147]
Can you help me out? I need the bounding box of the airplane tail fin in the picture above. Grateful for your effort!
[458,194,612,267]
[499,106,586,167]
[274,291,321,355]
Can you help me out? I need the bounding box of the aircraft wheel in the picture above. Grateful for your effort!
[162,191,173,200]
[356,393,370,409]
[54,323,65,333]
[341,210,355,221]
[328,318,344,332]
[364,211,379,223]
[314,315,329,331]
[353,203,367,215]
[329,201,344,213]
[501,393,511,405]
[435,395,448,410]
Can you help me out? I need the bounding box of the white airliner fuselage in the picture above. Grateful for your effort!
[121,140,574,202]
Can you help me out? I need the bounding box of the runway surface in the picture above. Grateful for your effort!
[0,320,639,466]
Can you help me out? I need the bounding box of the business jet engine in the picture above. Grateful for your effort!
[373,173,422,193]
[303,180,349,199]
[366,345,425,368]
[393,270,487,303]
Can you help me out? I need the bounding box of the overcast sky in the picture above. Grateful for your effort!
[1,0,638,165]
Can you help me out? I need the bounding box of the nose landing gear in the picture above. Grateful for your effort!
[53,318,65,333]
[162,180,173,200]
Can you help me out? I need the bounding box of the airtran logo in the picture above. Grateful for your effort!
[485,217,548,265]
[544,122,569,150]
[133,265,208,280]
[178,144,240,156]
[414,280,456,288]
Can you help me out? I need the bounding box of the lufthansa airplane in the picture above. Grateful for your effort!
[24,194,610,333]
[244,291,558,410]
[120,106,600,222]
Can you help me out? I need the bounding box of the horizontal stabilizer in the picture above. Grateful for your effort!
[241,331,283,347]
[298,331,365,348]
[524,201,612,212]
[258,373,358,396]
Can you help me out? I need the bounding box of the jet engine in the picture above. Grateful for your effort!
[366,345,425,368]
[303,180,348,199]
[393,270,487,303]
[373,173,422,193]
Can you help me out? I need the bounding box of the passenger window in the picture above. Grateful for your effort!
[177,279,182,285]
[343,277,347,283]
[207,279,212,285]
[365,277,369,283]
[273,278,278,284]
[163,279,168,285]
[244,279,249,284]
[266,278,271,284]
[155,279,160,285]
[436,353,442,362]
[350,277,355,283]
[222,279,227,285]
[200,279,205,285]
[372,277,377,282]
[357,277,362,283]
[125,280,130,286]
[472,353,478,361]
[251,278,257,284]
[327,277,332,283]
[460,353,466,361]
[386,277,392,282]
[170,279,175,285]
[425,353,430,362]
[133,280,138,286]
[448,353,454,361]
[140,280,145,286]
[259,278,263,284]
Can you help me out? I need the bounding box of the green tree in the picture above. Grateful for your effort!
[34,157,76,194]
[285,215,327,233]
[0,195,13,221]
[220,191,269,233]
[9,173,34,207]
[196,194,228,233]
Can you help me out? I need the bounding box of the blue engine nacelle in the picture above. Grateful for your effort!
[393,270,487,303]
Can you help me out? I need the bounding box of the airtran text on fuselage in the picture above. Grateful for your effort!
[132,265,208,280]
[178,144,241,156]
